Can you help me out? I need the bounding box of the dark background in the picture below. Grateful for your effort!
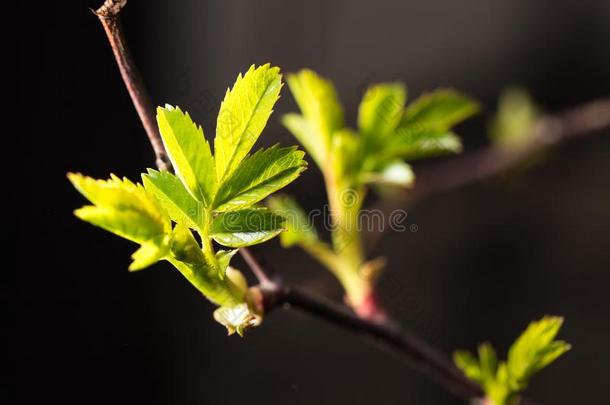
[12,1,610,404]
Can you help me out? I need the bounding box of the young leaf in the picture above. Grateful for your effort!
[213,145,307,212]
[361,160,414,188]
[507,316,571,390]
[142,169,206,231]
[401,88,479,131]
[330,128,362,183]
[156,105,216,205]
[358,83,406,140]
[69,173,169,244]
[454,316,570,405]
[216,249,239,274]
[284,69,344,167]
[129,237,169,271]
[213,302,262,337]
[168,224,243,307]
[210,208,285,247]
[267,195,318,247]
[215,64,283,181]
[387,127,462,161]
[489,87,539,149]
[453,350,483,385]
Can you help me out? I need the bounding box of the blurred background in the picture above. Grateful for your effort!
[12,0,610,404]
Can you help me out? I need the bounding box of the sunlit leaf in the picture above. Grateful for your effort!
[213,145,307,212]
[284,69,344,167]
[215,64,282,181]
[210,208,285,247]
[157,105,216,205]
[401,88,479,131]
[69,173,169,243]
[358,83,406,140]
[142,169,206,231]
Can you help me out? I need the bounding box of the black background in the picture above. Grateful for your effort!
[12,1,610,404]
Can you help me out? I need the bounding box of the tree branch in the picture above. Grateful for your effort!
[94,0,171,171]
[241,249,483,401]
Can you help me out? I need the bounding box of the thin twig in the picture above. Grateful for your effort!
[94,0,171,171]
[365,97,610,250]
[242,252,484,401]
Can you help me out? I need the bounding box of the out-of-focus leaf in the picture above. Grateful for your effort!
[387,127,462,161]
[267,195,318,247]
[358,83,406,141]
[401,88,479,131]
[489,87,539,149]
[507,316,570,390]
[361,160,414,188]
[454,316,570,405]
[284,69,344,167]
[330,128,362,183]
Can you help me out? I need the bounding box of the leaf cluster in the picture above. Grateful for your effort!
[282,69,479,191]
[69,64,306,335]
[454,316,570,405]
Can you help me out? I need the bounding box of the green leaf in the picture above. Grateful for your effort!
[489,87,539,149]
[454,316,570,405]
[388,127,462,161]
[210,208,285,247]
[142,169,206,231]
[453,350,483,385]
[361,160,414,188]
[401,88,479,131]
[69,173,169,243]
[284,69,344,167]
[168,224,244,307]
[267,195,318,247]
[156,105,216,205]
[216,249,239,274]
[330,128,362,183]
[281,113,323,167]
[507,316,570,390]
[215,64,283,181]
[478,343,498,385]
[358,83,406,140]
[129,237,170,271]
[213,145,307,212]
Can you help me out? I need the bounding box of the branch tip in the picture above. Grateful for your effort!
[95,0,127,19]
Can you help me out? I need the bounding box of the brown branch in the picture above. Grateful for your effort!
[94,0,171,171]
[365,97,610,250]
[242,249,483,401]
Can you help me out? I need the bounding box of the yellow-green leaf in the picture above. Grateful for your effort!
[156,105,216,205]
[284,69,344,168]
[213,145,307,212]
[142,169,206,231]
[69,173,169,243]
[210,208,285,247]
[214,64,283,181]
